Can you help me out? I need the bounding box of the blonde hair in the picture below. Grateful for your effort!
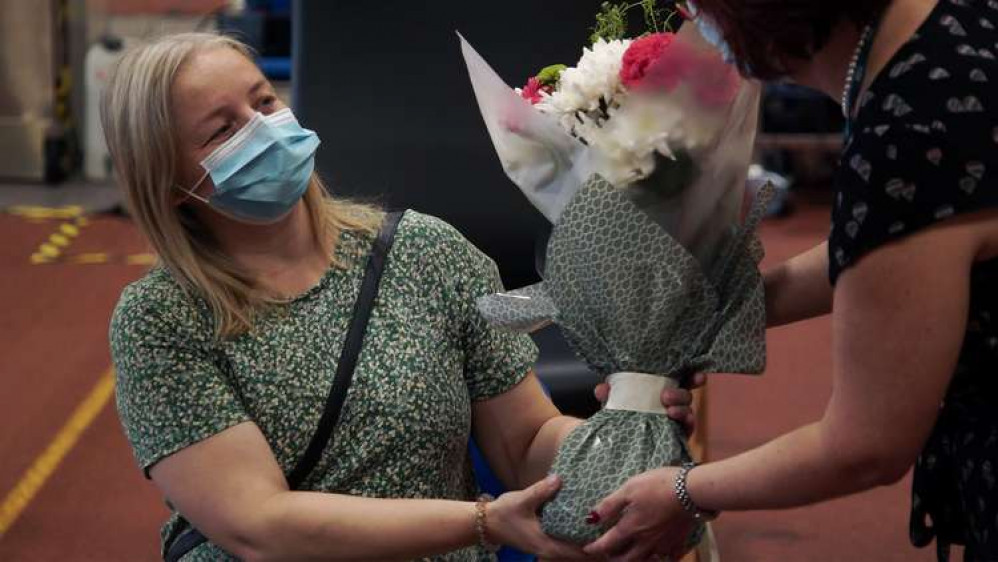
[101,32,382,338]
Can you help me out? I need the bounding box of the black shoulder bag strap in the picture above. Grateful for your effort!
[164,211,404,562]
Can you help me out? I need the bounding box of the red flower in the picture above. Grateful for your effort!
[520,77,549,105]
[620,33,688,91]
[621,32,740,107]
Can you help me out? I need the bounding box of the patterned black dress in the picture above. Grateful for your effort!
[829,1,998,560]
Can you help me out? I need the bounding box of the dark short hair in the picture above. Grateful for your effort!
[691,0,891,80]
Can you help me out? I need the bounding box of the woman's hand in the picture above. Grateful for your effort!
[488,476,597,561]
[594,373,705,437]
[583,467,696,561]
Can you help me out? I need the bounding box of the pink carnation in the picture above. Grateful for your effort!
[520,77,548,105]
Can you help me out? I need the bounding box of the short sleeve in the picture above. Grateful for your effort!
[830,122,998,284]
[408,213,539,401]
[829,16,998,285]
[110,277,251,476]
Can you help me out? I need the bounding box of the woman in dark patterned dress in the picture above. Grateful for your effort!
[582,1,998,560]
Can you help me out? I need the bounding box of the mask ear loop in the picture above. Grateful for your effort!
[174,169,212,205]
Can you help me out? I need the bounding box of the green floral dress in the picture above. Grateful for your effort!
[110,211,538,561]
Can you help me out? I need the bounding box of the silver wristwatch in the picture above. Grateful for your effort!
[674,462,719,522]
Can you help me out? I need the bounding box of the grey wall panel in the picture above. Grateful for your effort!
[293,0,602,288]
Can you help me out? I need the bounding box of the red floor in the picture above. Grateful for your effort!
[0,203,938,561]
[708,203,934,562]
[0,213,167,562]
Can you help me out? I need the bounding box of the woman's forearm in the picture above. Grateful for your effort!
[764,241,833,327]
[471,374,583,489]
[686,421,901,513]
[242,493,478,562]
[518,416,582,486]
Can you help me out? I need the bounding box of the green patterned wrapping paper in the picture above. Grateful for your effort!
[478,175,771,545]
[542,409,702,544]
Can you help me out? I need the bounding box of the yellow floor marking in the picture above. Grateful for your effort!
[125,253,156,266]
[70,253,110,265]
[19,213,89,266]
[14,212,151,267]
[0,370,115,538]
[7,206,83,221]
[38,244,60,259]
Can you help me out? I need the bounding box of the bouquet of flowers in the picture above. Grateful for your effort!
[460,1,769,547]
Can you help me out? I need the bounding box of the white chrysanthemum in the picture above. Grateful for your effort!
[535,38,632,116]
[528,37,731,188]
[583,100,678,186]
[586,92,724,187]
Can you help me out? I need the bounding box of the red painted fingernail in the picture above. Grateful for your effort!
[585,511,601,525]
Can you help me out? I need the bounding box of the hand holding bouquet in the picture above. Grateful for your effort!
[460,1,770,547]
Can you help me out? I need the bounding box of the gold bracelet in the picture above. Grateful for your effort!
[475,494,500,553]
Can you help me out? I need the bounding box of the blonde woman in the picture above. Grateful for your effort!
[104,33,692,562]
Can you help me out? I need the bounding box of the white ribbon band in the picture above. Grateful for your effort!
[604,372,679,415]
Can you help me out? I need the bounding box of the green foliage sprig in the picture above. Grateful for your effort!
[590,0,679,44]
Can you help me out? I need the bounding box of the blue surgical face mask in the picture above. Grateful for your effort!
[180,108,320,224]
[687,0,737,66]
